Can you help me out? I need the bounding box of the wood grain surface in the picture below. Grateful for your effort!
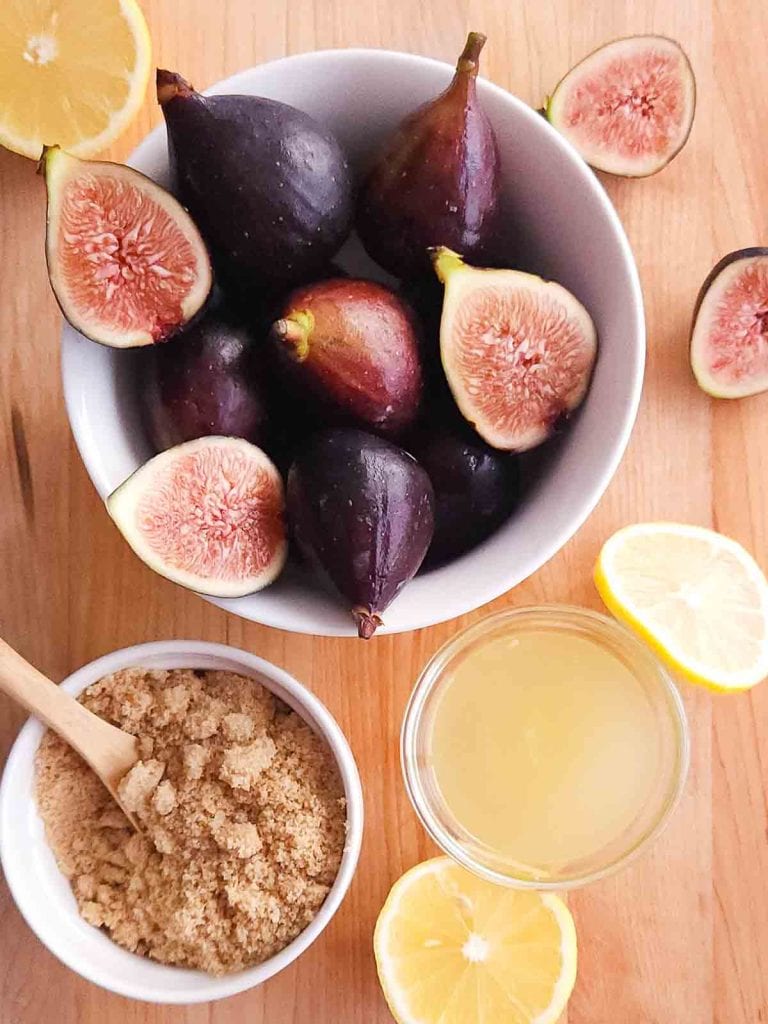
[1,1,766,1021]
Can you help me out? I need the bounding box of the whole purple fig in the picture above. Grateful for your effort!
[356,32,501,278]
[287,429,434,638]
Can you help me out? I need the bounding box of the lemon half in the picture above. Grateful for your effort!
[374,857,577,1024]
[595,522,768,691]
[0,0,151,159]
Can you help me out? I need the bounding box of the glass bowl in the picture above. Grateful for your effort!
[401,605,690,890]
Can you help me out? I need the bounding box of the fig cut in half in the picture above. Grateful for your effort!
[546,35,696,177]
[691,247,768,399]
[107,436,286,597]
[43,147,212,348]
[432,248,597,452]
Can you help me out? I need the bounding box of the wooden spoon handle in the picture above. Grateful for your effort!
[0,638,137,788]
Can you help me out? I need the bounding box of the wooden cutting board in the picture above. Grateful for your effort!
[0,1,766,1020]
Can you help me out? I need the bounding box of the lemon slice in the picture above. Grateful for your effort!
[0,0,151,159]
[374,857,577,1024]
[595,522,768,691]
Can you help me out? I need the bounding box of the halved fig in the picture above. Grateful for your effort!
[691,248,768,398]
[43,147,212,348]
[432,248,597,451]
[107,436,286,597]
[546,35,696,177]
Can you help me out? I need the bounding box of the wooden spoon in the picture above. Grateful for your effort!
[0,638,140,829]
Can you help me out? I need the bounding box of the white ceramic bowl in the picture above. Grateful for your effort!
[61,48,645,636]
[0,641,364,1003]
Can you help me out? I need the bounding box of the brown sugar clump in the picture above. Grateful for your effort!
[219,735,277,790]
[35,668,347,974]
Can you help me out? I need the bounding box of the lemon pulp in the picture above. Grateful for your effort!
[0,0,151,158]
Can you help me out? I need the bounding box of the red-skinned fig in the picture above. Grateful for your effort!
[356,32,501,278]
[269,278,423,436]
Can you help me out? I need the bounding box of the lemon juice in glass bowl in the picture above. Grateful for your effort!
[401,605,690,889]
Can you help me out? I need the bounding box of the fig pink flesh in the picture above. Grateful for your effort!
[135,444,283,582]
[451,284,594,446]
[58,170,201,340]
[700,257,768,388]
[560,45,688,164]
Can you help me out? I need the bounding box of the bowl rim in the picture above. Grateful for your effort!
[0,640,364,1003]
[60,46,646,637]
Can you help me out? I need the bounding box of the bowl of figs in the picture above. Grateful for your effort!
[57,34,644,638]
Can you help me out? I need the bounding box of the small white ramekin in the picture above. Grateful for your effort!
[0,641,363,1004]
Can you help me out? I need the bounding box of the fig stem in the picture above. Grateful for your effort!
[353,608,383,640]
[36,143,58,177]
[430,246,465,284]
[156,69,194,106]
[456,31,486,75]
[272,311,314,362]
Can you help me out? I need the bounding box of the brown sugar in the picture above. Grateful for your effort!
[34,668,346,974]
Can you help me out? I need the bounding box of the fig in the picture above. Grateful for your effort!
[269,278,423,436]
[407,425,521,566]
[546,35,696,178]
[42,147,212,348]
[432,247,597,451]
[157,70,354,298]
[107,436,286,597]
[690,248,768,398]
[287,429,434,638]
[400,274,462,417]
[141,309,270,451]
[356,31,500,279]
